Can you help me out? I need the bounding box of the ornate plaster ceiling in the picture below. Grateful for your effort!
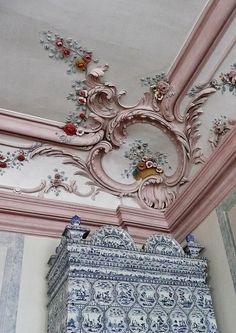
[0,0,207,120]
[0,0,235,222]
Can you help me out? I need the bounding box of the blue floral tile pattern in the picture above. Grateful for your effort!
[46,222,218,333]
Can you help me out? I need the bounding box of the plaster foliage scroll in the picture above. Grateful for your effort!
[0,31,218,211]
[43,65,214,211]
[0,67,215,211]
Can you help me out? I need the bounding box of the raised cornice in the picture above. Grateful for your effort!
[0,125,235,242]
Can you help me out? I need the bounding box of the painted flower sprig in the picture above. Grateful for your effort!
[141,73,174,101]
[122,140,170,180]
[40,31,98,74]
[47,169,68,196]
[63,80,89,136]
[188,63,236,97]
[0,149,29,175]
[40,31,100,138]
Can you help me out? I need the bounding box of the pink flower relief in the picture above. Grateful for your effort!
[228,69,236,78]
[156,80,170,94]
[229,69,236,85]
[79,90,88,98]
[78,96,87,105]
[83,52,92,63]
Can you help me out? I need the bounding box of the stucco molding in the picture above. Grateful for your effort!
[0,79,215,211]
[167,0,236,121]
[0,190,167,241]
[167,125,236,240]
[0,125,235,241]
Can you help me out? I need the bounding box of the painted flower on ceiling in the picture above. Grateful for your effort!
[122,140,171,180]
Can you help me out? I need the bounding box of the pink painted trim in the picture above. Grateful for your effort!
[117,206,167,241]
[0,191,168,241]
[0,3,235,142]
[166,125,236,241]
[0,108,103,147]
[1,126,235,242]
[167,0,236,119]
[203,36,236,84]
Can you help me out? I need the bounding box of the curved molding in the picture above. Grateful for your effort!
[0,125,235,242]
[167,0,236,121]
[0,71,214,211]
[0,108,104,148]
[167,124,236,240]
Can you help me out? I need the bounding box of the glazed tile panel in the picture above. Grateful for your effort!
[47,221,218,333]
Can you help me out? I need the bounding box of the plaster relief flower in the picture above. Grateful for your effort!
[79,112,86,120]
[83,52,93,63]
[146,160,154,168]
[137,161,146,171]
[63,123,77,136]
[78,96,87,105]
[229,70,236,85]
[156,80,170,94]
[74,58,87,71]
[154,91,164,101]
[63,47,71,57]
[156,167,163,173]
[55,38,63,47]
[0,154,7,162]
[76,128,85,136]
[0,162,7,168]
[17,154,25,162]
[79,90,88,98]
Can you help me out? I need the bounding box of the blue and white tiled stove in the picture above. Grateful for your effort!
[46,216,218,333]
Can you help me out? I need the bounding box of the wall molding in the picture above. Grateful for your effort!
[0,125,235,242]
[167,125,236,240]
[0,190,167,242]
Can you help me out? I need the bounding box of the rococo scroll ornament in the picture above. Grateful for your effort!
[13,59,212,210]
[0,31,217,210]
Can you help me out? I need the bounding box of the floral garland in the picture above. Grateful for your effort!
[188,63,236,97]
[122,140,170,180]
[40,31,98,136]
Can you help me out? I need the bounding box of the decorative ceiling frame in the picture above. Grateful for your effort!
[0,122,235,243]
[1,1,235,142]
[0,0,236,238]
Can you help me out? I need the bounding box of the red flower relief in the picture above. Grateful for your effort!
[56,38,63,47]
[0,162,7,168]
[63,47,71,57]
[17,154,25,162]
[79,112,86,120]
[63,123,77,136]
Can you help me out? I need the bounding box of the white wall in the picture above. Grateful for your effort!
[16,235,59,333]
[193,210,236,333]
